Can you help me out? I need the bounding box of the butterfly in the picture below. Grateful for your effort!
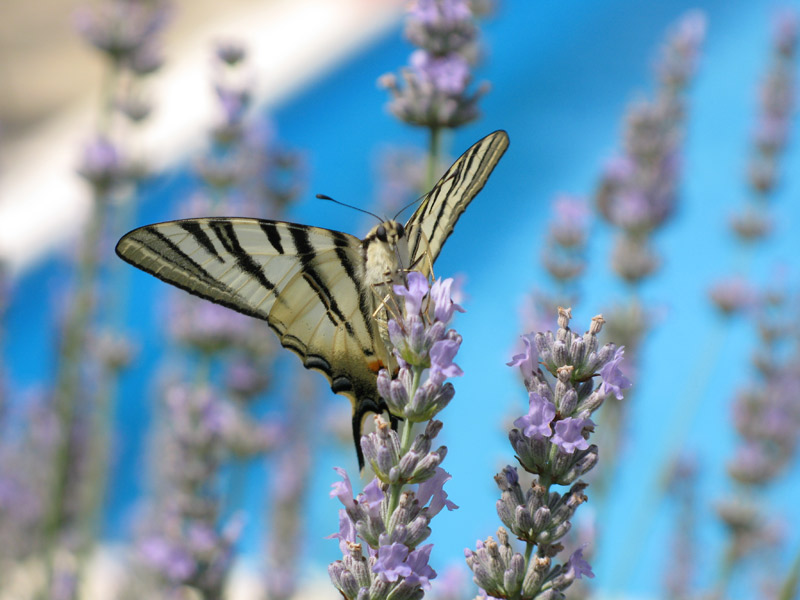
[116,130,509,468]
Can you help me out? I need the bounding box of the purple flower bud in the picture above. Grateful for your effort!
[507,334,539,389]
[361,478,385,511]
[709,277,757,315]
[429,338,463,385]
[215,84,252,125]
[128,42,164,75]
[410,50,471,95]
[77,136,124,190]
[410,0,472,26]
[773,8,799,57]
[138,536,196,581]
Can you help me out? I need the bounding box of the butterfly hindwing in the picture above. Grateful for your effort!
[405,130,509,274]
[116,218,392,423]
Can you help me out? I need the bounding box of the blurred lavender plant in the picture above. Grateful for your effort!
[465,309,629,599]
[704,12,800,597]
[593,12,705,483]
[0,391,61,593]
[523,196,591,336]
[133,382,244,597]
[126,42,304,598]
[0,265,6,421]
[24,1,173,596]
[328,272,462,599]
[596,9,705,341]
[380,0,490,188]
[711,9,797,317]
[714,288,800,597]
[729,9,797,244]
[263,373,318,600]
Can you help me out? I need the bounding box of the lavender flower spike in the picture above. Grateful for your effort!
[380,0,487,130]
[329,271,465,599]
[468,309,629,597]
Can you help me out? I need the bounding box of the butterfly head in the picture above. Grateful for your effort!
[365,220,406,246]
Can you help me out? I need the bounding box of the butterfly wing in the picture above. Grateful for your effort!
[404,130,509,274]
[116,218,392,467]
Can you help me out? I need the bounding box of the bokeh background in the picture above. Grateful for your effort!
[2,0,800,599]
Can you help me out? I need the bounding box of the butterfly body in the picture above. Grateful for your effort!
[362,220,409,289]
[116,130,509,468]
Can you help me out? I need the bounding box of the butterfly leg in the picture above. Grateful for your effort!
[388,412,400,432]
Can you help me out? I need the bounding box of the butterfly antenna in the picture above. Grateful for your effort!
[392,192,427,222]
[316,194,383,223]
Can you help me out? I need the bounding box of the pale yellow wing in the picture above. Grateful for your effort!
[405,130,509,274]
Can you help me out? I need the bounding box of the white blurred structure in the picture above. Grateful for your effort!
[0,0,403,273]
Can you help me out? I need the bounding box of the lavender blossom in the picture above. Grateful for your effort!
[467,308,630,598]
[132,383,243,597]
[539,195,590,298]
[77,136,128,192]
[596,11,705,282]
[329,272,464,599]
[380,0,487,130]
[709,277,758,316]
[74,0,169,66]
[714,285,800,597]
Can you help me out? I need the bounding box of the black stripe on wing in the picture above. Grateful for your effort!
[406,130,509,266]
[178,221,224,262]
[118,226,226,292]
[289,226,356,335]
[208,220,277,292]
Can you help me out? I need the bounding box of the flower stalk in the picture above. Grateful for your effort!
[328,272,463,599]
[466,308,630,599]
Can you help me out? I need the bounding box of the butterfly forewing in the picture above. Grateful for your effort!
[405,130,509,274]
[117,217,392,396]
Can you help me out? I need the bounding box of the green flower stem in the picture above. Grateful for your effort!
[222,395,250,519]
[42,189,109,596]
[388,365,423,517]
[426,127,442,192]
[715,543,736,599]
[74,362,119,592]
[523,540,534,565]
[42,53,125,597]
[778,543,800,600]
